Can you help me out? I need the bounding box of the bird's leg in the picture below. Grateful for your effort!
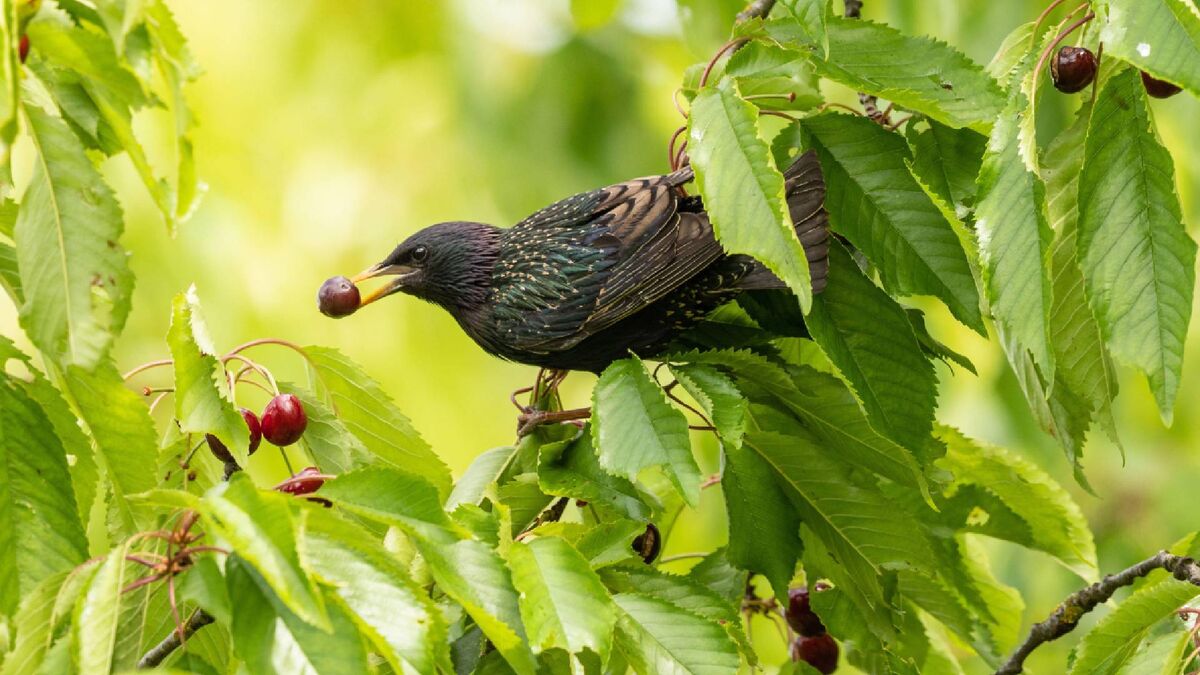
[517,407,592,437]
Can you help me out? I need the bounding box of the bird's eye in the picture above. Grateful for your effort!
[410,245,429,262]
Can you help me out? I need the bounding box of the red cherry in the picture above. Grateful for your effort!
[632,523,661,564]
[1049,46,1096,93]
[318,276,361,318]
[1141,71,1182,99]
[791,633,839,674]
[18,35,29,63]
[240,408,262,455]
[276,466,326,495]
[786,586,828,637]
[261,394,307,446]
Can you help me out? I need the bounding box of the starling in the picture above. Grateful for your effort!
[348,152,829,373]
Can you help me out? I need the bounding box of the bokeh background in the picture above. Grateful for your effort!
[3,0,1198,671]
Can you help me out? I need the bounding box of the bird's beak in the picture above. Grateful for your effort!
[352,262,418,308]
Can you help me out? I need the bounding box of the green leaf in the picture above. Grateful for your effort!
[592,357,700,507]
[26,15,176,229]
[226,557,371,675]
[742,424,935,607]
[807,241,937,453]
[612,593,741,675]
[421,539,538,675]
[15,85,133,369]
[1043,101,1121,451]
[447,445,517,510]
[0,376,88,616]
[936,425,1097,579]
[778,0,829,56]
[145,0,204,224]
[167,287,249,460]
[304,346,451,498]
[747,364,929,489]
[802,113,983,333]
[721,439,801,602]
[722,40,823,110]
[602,565,752,661]
[669,364,746,450]
[1097,0,1200,97]
[688,77,813,310]
[507,536,617,659]
[319,466,460,545]
[0,570,84,675]
[574,520,646,568]
[1077,68,1196,424]
[1069,579,1200,675]
[57,359,159,533]
[70,541,130,675]
[302,509,452,674]
[686,550,749,606]
[769,17,1006,132]
[1118,627,1191,675]
[973,81,1056,377]
[907,120,987,210]
[537,430,651,521]
[197,474,329,630]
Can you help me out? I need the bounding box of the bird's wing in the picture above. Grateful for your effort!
[493,171,723,353]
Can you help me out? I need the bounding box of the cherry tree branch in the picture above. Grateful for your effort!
[137,610,214,669]
[736,0,777,23]
[996,551,1200,674]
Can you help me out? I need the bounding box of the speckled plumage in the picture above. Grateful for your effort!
[372,151,830,372]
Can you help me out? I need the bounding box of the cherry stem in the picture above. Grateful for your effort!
[123,359,172,381]
[743,91,798,103]
[672,88,688,119]
[759,110,799,122]
[224,337,312,365]
[658,552,708,563]
[1031,0,1069,39]
[817,101,864,116]
[223,353,279,395]
[667,125,687,171]
[148,392,171,415]
[699,38,748,89]
[122,573,165,594]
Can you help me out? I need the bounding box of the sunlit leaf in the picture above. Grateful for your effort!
[304,346,451,498]
[1097,0,1200,97]
[507,536,617,658]
[612,593,741,675]
[15,85,133,369]
[537,429,651,521]
[688,77,813,310]
[1077,68,1196,424]
[168,286,248,461]
[1068,578,1200,675]
[197,475,329,630]
[721,438,801,602]
[592,357,700,507]
[769,17,1006,132]
[70,541,130,674]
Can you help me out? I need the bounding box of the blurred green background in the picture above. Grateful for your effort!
[4,0,1199,671]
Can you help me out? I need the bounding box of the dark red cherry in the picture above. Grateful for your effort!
[276,466,326,495]
[1050,46,1096,93]
[261,394,307,446]
[791,633,839,674]
[318,276,361,318]
[240,408,262,455]
[18,35,29,63]
[786,586,828,637]
[632,523,661,564]
[1141,71,1182,99]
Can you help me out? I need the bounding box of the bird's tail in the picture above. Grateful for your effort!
[736,150,830,293]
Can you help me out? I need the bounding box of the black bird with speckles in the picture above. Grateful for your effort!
[349,152,830,373]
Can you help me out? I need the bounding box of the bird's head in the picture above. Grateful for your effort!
[353,221,501,312]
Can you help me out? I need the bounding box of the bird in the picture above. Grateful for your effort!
[349,151,829,375]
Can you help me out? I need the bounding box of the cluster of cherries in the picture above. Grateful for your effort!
[787,586,839,674]
[1051,45,1182,98]
[205,394,326,495]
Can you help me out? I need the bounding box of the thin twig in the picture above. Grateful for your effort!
[735,0,777,23]
[137,610,214,669]
[997,551,1200,674]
